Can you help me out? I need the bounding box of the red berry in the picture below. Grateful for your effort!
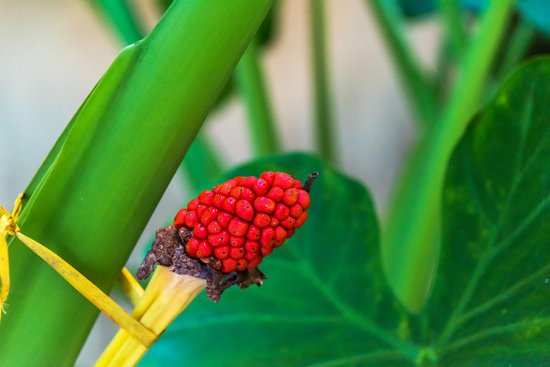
[286,229,295,238]
[196,240,213,257]
[230,247,245,259]
[297,190,311,209]
[247,225,261,241]
[274,226,287,241]
[228,218,248,236]
[240,188,256,202]
[207,220,222,234]
[253,213,271,228]
[184,210,198,227]
[295,211,308,228]
[270,217,279,227]
[217,212,232,228]
[283,188,299,206]
[273,172,294,190]
[199,190,214,206]
[200,207,219,225]
[218,179,237,195]
[267,187,284,202]
[245,250,259,261]
[280,216,296,229]
[193,224,208,239]
[236,258,248,271]
[222,197,237,213]
[222,258,237,272]
[230,235,245,247]
[208,231,229,247]
[260,227,275,247]
[260,171,275,185]
[230,186,245,199]
[214,246,230,259]
[196,204,207,218]
[253,178,270,196]
[235,200,254,221]
[290,204,303,218]
[185,238,200,257]
[174,209,187,229]
[244,240,259,253]
[187,198,200,210]
[213,194,225,209]
[261,243,273,256]
[254,197,276,214]
[247,257,262,269]
[274,203,290,221]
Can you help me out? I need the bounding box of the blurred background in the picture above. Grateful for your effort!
[0,0,440,364]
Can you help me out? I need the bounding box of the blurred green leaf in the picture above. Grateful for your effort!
[426,57,550,364]
[143,58,550,366]
[0,1,273,365]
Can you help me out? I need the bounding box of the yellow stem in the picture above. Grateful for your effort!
[119,267,144,306]
[96,266,206,366]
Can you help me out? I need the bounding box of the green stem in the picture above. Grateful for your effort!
[495,19,536,82]
[236,38,281,156]
[93,0,144,45]
[311,0,336,162]
[383,0,514,313]
[436,0,468,56]
[368,0,437,127]
[90,0,224,192]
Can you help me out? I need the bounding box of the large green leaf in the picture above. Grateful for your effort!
[425,57,550,364]
[0,1,273,365]
[142,59,550,366]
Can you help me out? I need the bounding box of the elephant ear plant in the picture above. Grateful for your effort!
[1,1,549,366]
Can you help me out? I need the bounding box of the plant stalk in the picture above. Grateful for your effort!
[96,266,206,366]
[368,0,437,127]
[236,38,281,156]
[311,0,336,162]
[384,0,515,313]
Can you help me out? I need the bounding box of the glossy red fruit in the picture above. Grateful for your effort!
[228,218,248,236]
[173,171,314,272]
[235,200,254,221]
[254,197,276,213]
[174,209,187,229]
[214,246,230,259]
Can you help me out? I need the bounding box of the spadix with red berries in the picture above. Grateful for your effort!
[173,172,314,273]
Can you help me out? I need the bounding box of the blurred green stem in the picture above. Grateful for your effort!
[368,0,437,127]
[236,38,281,155]
[384,0,514,313]
[311,0,336,162]
[495,19,536,82]
[93,0,143,45]
[437,0,468,56]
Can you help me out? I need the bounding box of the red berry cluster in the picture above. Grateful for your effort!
[173,172,311,273]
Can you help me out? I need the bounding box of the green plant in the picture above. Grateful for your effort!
[0,1,548,366]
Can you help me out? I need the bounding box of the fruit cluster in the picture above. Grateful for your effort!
[173,172,312,273]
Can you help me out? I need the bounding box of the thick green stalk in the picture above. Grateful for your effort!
[0,1,273,365]
[236,38,280,156]
[368,0,437,127]
[384,0,514,313]
[436,0,468,56]
[311,0,336,162]
[91,0,224,191]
